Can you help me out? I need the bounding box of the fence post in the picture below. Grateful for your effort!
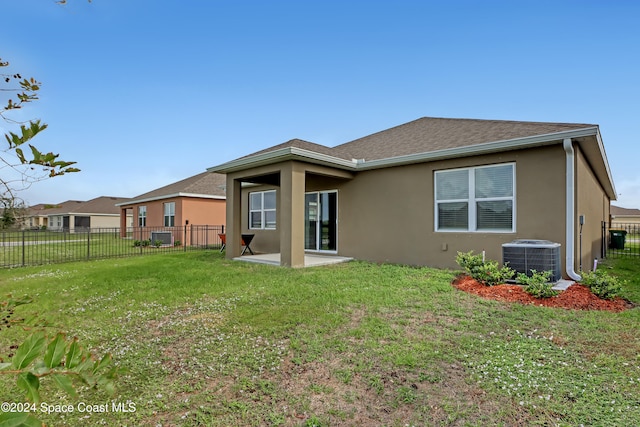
[87,230,91,260]
[22,229,26,267]
[184,223,187,252]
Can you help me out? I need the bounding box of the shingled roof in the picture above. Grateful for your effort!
[208,116,615,199]
[28,198,130,216]
[331,117,595,161]
[118,172,226,206]
[611,205,640,216]
[229,117,594,162]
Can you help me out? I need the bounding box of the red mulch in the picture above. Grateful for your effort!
[452,275,635,312]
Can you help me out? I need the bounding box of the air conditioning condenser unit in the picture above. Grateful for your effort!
[502,239,561,282]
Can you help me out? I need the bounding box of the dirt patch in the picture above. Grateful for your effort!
[452,275,635,312]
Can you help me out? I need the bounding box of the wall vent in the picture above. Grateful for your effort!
[150,231,173,246]
[502,239,561,282]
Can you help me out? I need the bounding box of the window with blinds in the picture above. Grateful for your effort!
[435,163,515,232]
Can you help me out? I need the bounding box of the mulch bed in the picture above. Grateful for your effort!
[452,275,635,312]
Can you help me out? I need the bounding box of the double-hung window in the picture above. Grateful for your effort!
[164,202,175,227]
[138,206,147,227]
[435,163,515,232]
[249,190,276,229]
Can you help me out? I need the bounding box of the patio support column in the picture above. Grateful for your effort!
[119,208,128,237]
[225,176,243,259]
[280,162,305,267]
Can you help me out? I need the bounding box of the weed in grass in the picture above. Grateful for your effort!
[368,374,384,395]
[307,383,333,394]
[334,368,353,385]
[463,328,640,425]
[304,414,324,426]
[397,385,418,404]
[418,371,442,384]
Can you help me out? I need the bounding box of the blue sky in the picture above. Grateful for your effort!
[3,0,640,208]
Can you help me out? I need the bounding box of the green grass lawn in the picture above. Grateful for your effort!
[0,252,638,426]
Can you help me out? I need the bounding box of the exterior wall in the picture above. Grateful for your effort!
[48,215,64,231]
[611,216,640,227]
[181,198,226,226]
[89,215,130,228]
[240,185,281,254]
[25,215,48,229]
[575,145,610,271]
[235,145,573,272]
[128,198,224,228]
[48,214,128,231]
[338,145,567,270]
[124,197,225,244]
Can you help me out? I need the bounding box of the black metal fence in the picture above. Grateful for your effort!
[0,225,224,268]
[601,221,640,258]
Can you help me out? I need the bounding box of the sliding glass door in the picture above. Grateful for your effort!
[304,191,337,252]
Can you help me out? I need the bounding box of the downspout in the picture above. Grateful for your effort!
[563,138,582,281]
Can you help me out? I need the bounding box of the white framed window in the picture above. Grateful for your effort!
[138,206,147,227]
[164,202,175,227]
[435,163,515,232]
[249,190,276,230]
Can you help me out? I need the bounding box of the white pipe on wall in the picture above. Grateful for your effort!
[563,138,582,281]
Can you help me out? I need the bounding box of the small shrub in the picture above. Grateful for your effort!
[517,270,558,298]
[153,240,163,248]
[141,239,151,247]
[455,251,515,286]
[472,261,515,286]
[580,269,623,300]
[174,240,181,247]
[133,240,141,247]
[455,251,485,273]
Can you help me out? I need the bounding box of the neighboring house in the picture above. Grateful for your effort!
[46,197,133,232]
[610,205,640,227]
[23,203,51,229]
[209,117,616,279]
[115,171,227,243]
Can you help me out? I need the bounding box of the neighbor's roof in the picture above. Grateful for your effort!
[68,196,131,215]
[208,116,615,199]
[116,172,227,207]
[37,197,131,216]
[29,200,85,216]
[611,205,640,217]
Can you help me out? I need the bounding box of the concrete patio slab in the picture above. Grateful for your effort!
[233,253,353,267]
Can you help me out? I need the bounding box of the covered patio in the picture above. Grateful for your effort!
[212,152,355,267]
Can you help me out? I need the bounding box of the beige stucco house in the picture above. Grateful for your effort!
[23,203,52,229]
[610,205,640,228]
[208,117,616,280]
[46,197,133,232]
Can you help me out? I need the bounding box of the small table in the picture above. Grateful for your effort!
[241,234,255,255]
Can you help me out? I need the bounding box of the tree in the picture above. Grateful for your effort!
[1,57,80,213]
[0,199,27,230]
